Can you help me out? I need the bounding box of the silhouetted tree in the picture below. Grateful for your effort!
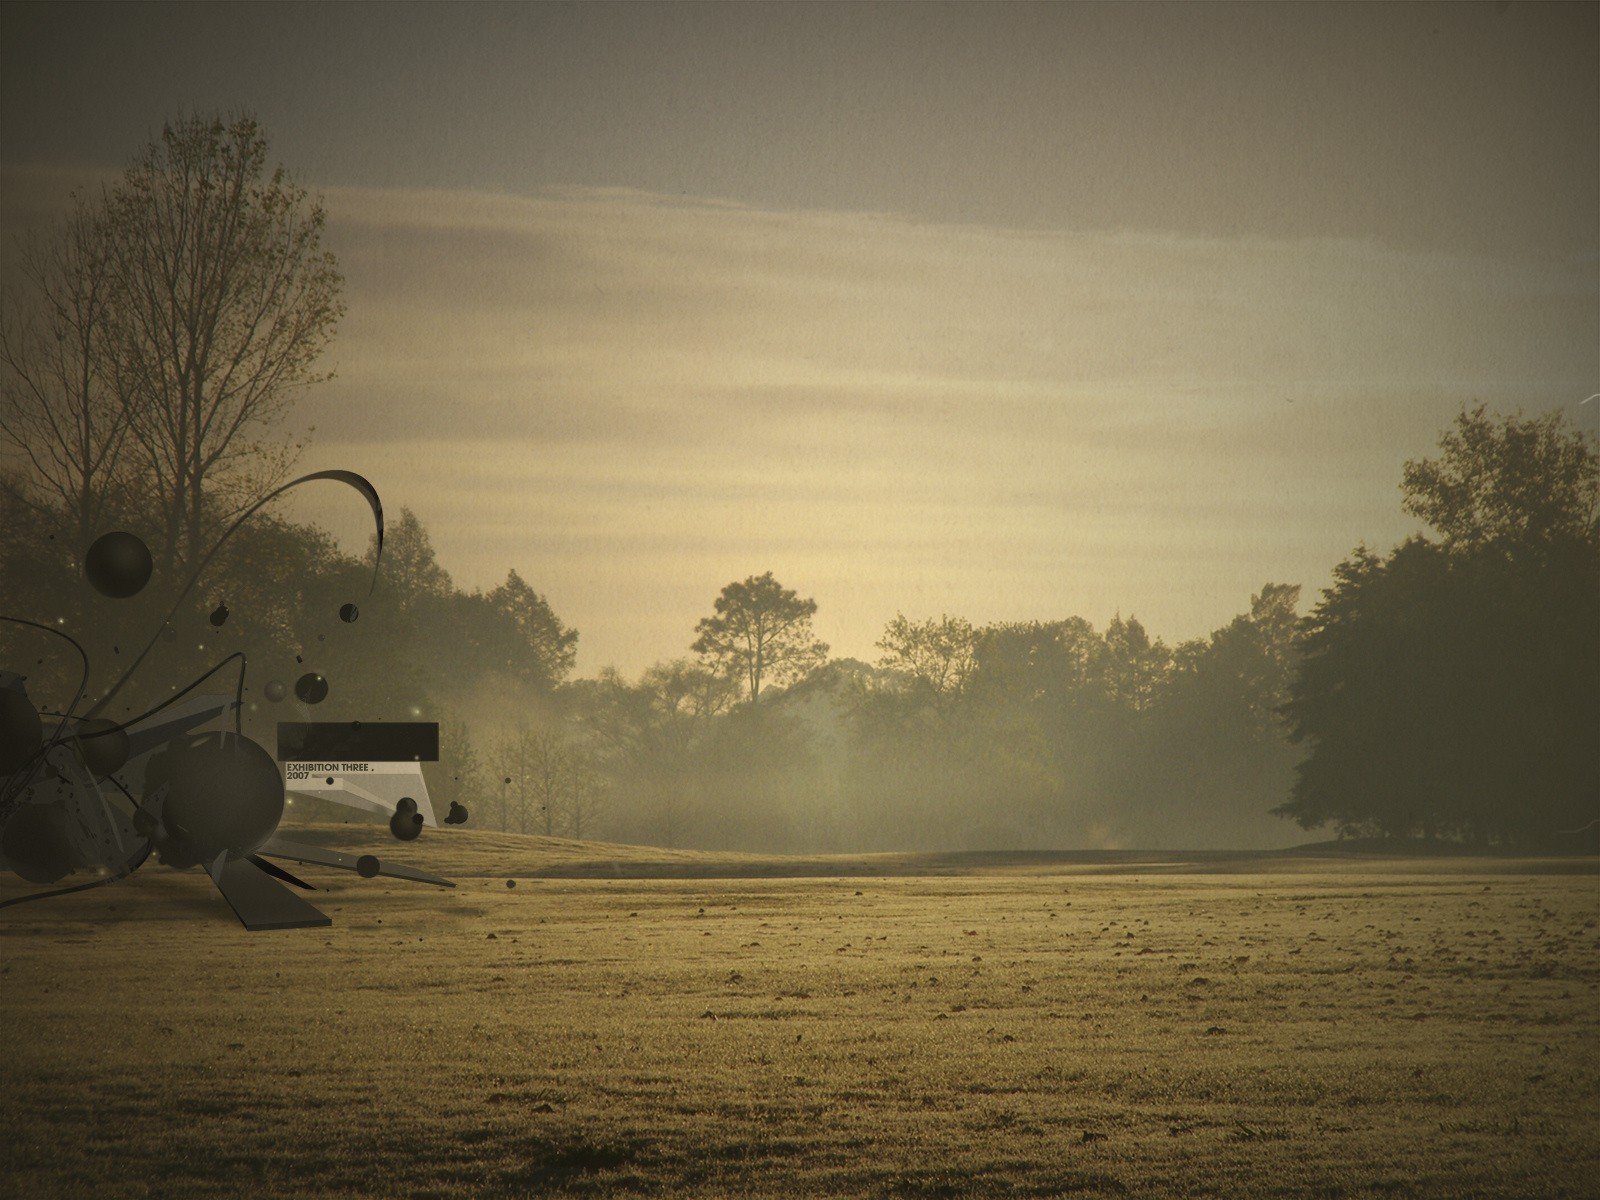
[367,508,452,606]
[692,572,827,706]
[104,113,343,574]
[0,196,133,549]
[1279,407,1600,845]
[875,613,975,713]
[1401,404,1599,550]
[488,569,578,686]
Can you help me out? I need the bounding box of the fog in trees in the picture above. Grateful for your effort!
[3,113,1594,856]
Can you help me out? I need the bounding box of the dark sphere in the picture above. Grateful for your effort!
[294,673,329,704]
[0,804,77,883]
[84,531,152,599]
[0,687,44,775]
[209,603,230,628]
[262,679,288,703]
[73,717,130,778]
[506,879,516,889]
[396,797,417,815]
[339,603,359,624]
[356,854,381,878]
[154,732,284,864]
[389,810,423,841]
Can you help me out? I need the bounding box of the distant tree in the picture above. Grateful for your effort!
[1280,408,1600,845]
[104,113,343,574]
[430,721,486,826]
[692,572,828,706]
[369,508,452,606]
[640,659,740,725]
[1096,615,1172,714]
[488,568,578,686]
[574,660,734,845]
[494,721,536,834]
[525,726,567,836]
[1200,583,1301,737]
[562,759,606,841]
[1139,584,1303,847]
[495,721,601,838]
[875,613,975,710]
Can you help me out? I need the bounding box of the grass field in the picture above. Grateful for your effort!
[2,824,1598,1199]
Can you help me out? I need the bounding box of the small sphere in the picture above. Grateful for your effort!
[294,673,329,704]
[209,603,230,627]
[356,854,381,879]
[506,879,516,889]
[85,531,153,599]
[339,603,359,623]
[389,810,423,841]
[396,797,417,815]
[262,679,288,703]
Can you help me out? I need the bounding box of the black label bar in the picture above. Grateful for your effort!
[277,722,439,763]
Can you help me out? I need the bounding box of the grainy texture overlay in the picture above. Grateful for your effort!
[3,826,1597,1198]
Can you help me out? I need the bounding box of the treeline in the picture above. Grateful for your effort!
[3,113,1595,852]
[566,585,1303,851]
[0,473,1300,849]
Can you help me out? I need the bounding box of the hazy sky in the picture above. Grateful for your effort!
[2,2,1596,674]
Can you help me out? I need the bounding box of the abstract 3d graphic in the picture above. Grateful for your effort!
[0,470,466,930]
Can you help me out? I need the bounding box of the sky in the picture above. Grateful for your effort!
[2,1,1597,676]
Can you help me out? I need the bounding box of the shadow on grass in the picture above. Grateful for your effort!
[493,1136,653,1194]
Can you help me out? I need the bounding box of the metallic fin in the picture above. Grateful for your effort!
[248,854,315,890]
[207,853,331,930]
[258,835,455,888]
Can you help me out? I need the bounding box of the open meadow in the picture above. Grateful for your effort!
[2,825,1598,1199]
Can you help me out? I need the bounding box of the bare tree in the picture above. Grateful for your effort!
[562,759,605,841]
[496,721,536,834]
[103,113,343,574]
[497,721,606,839]
[527,726,565,836]
[0,196,135,549]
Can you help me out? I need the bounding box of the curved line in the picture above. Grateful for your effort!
[43,651,250,743]
[101,769,152,820]
[87,470,383,718]
[0,616,91,740]
[0,839,153,913]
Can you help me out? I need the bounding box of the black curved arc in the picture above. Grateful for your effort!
[87,470,383,719]
[0,838,153,912]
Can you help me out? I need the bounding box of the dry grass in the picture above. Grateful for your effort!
[2,823,1597,1198]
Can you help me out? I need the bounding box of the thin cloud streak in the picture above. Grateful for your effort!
[4,167,1596,672]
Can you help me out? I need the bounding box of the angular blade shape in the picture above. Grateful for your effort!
[207,853,331,930]
[248,854,316,890]
[258,836,454,888]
